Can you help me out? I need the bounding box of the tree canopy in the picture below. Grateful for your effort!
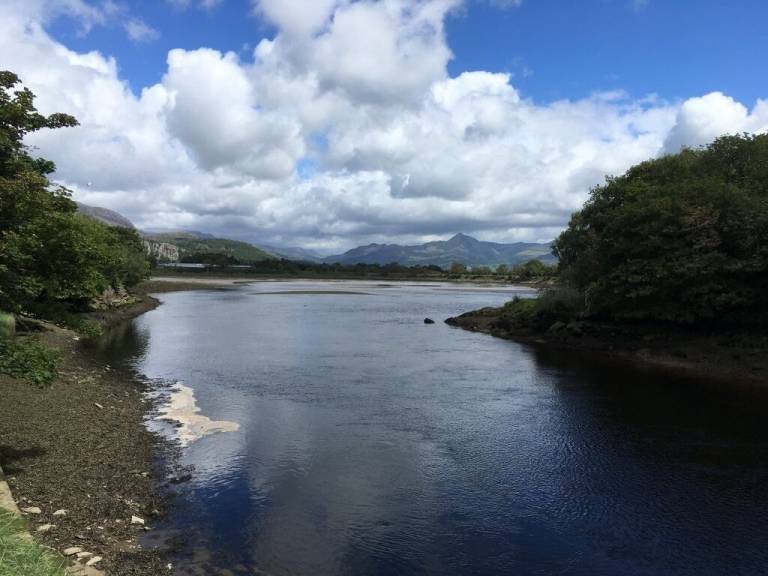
[0,71,149,317]
[553,133,768,325]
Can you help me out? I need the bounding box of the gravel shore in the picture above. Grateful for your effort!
[0,296,172,575]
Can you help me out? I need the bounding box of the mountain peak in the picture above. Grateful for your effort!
[446,232,477,244]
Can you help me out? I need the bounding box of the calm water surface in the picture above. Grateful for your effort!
[92,281,768,576]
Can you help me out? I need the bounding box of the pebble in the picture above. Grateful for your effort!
[53,509,68,516]
[130,515,145,525]
[76,551,93,559]
[36,524,55,533]
[63,547,83,556]
[21,506,42,514]
[94,403,104,409]
[85,556,103,567]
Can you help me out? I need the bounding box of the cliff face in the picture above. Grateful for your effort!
[143,240,179,262]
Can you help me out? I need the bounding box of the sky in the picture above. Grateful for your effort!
[1,0,767,253]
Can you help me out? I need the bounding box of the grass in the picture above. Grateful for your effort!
[0,510,67,576]
[0,338,60,386]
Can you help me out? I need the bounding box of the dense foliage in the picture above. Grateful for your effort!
[553,134,768,325]
[0,71,149,317]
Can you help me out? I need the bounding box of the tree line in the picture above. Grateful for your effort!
[172,251,555,281]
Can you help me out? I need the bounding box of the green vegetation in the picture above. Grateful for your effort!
[162,255,554,282]
[496,289,585,330]
[0,510,67,576]
[0,312,14,340]
[150,233,276,263]
[0,338,60,386]
[180,252,241,267]
[0,71,149,326]
[160,258,449,279]
[509,259,555,281]
[553,134,768,326]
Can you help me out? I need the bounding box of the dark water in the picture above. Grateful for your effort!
[92,281,768,576]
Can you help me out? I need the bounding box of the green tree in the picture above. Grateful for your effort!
[449,261,467,275]
[511,259,553,281]
[0,71,148,316]
[0,71,78,312]
[553,133,768,325]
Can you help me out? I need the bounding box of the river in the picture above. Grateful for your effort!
[91,280,768,575]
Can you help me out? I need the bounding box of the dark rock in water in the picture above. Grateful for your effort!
[169,474,193,485]
[424,318,435,324]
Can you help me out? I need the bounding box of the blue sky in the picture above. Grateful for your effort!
[3,0,767,250]
[49,0,768,105]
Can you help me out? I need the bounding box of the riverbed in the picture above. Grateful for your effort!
[92,280,768,575]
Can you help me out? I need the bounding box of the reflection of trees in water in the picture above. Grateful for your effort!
[526,343,768,438]
[84,320,150,368]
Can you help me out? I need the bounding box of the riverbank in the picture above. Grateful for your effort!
[446,303,768,385]
[150,269,550,287]
[0,291,180,575]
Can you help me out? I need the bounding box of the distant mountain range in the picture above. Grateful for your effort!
[324,233,554,268]
[259,244,324,263]
[76,203,554,268]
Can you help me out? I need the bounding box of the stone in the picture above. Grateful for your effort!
[168,474,192,485]
[566,322,584,336]
[131,515,145,526]
[63,547,83,556]
[423,318,435,324]
[53,509,68,516]
[547,321,567,333]
[21,506,42,514]
[85,556,102,567]
[36,524,55,533]
[76,551,93,559]
[94,403,104,409]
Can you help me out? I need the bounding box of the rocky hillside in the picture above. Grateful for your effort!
[324,233,555,268]
[143,240,180,262]
[144,232,276,264]
[76,204,273,264]
[76,202,135,228]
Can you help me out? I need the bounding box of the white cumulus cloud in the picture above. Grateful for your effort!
[0,0,765,253]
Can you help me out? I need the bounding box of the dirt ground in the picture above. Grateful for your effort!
[0,297,173,575]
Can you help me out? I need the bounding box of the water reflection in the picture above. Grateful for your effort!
[91,281,768,576]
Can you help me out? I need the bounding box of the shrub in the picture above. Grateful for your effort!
[535,287,585,322]
[0,338,60,386]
